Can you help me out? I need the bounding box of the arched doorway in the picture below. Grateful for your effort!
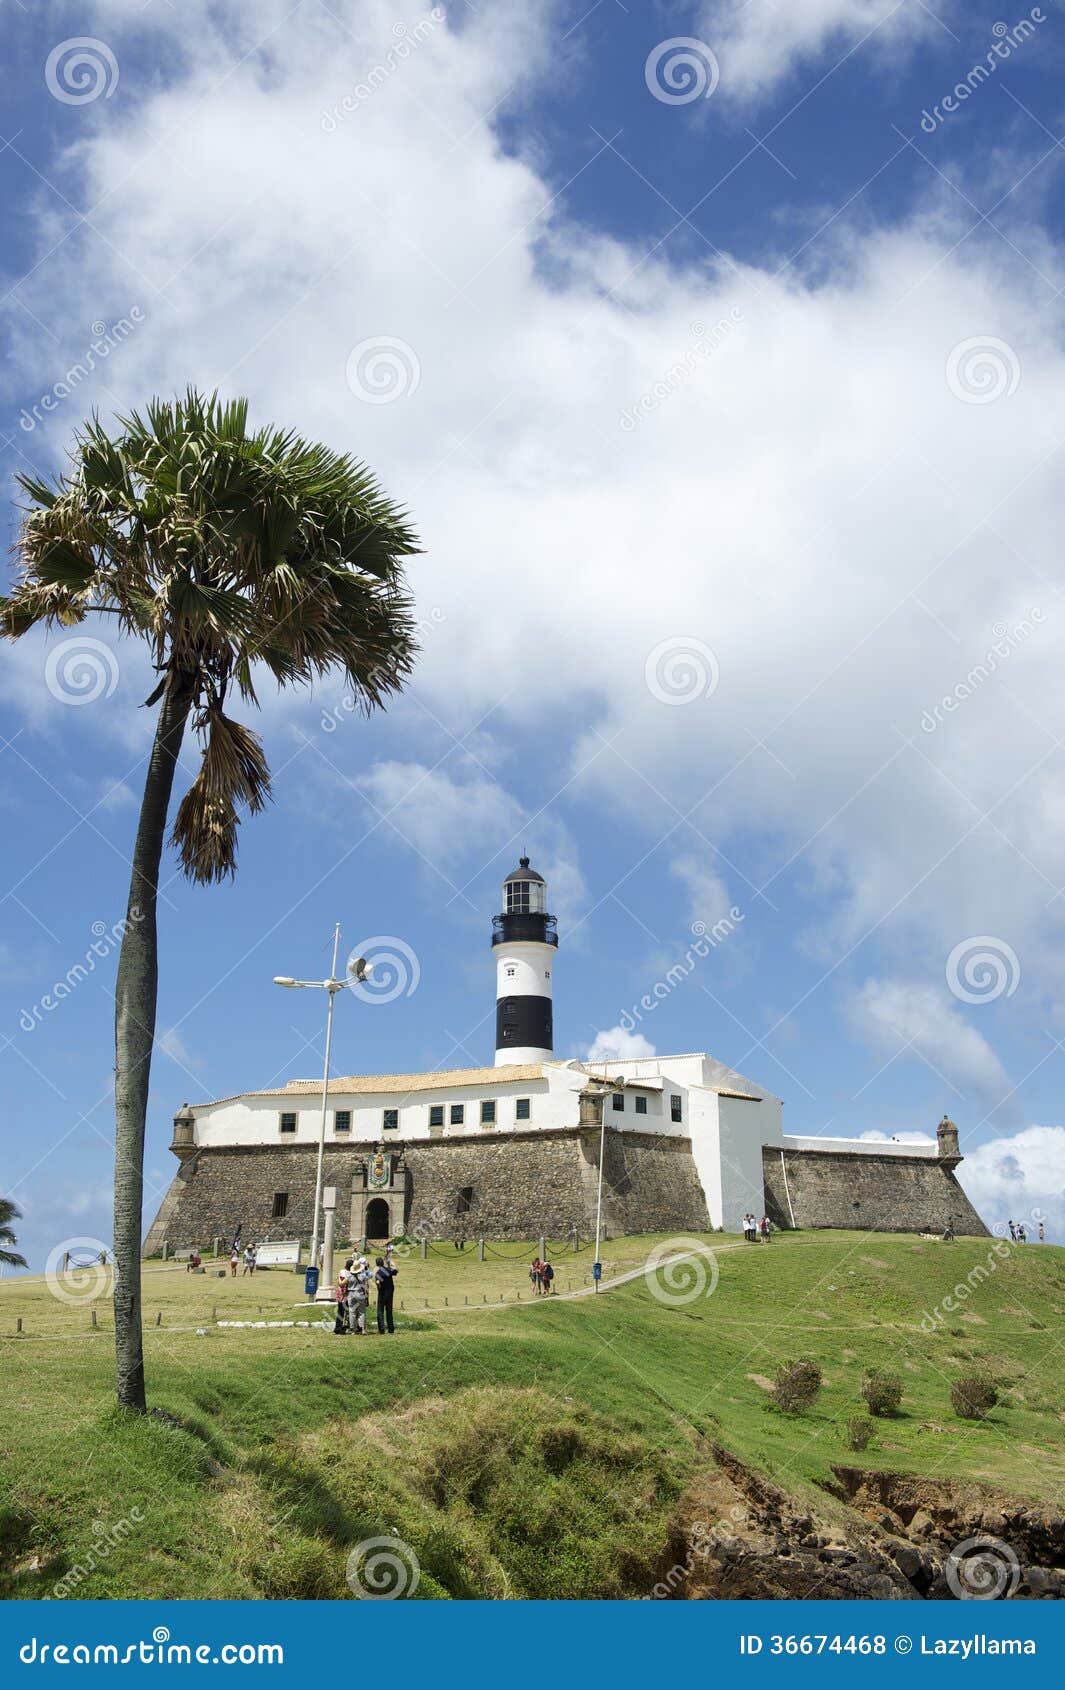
[365,1197,390,1241]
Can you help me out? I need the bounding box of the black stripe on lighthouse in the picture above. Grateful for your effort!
[496,994,553,1055]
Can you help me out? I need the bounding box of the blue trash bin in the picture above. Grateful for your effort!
[304,1265,320,1298]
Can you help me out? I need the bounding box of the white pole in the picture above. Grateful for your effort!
[309,923,341,1286]
[593,1094,606,1293]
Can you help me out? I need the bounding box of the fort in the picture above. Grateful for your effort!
[143,858,988,1254]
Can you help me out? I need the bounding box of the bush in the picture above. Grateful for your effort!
[771,1358,822,1415]
[951,1374,998,1420]
[861,1370,903,1417]
[847,1417,874,1451]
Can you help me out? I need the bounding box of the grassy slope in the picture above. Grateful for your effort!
[2,1231,1063,1599]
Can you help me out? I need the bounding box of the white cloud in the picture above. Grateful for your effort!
[584,1024,657,1062]
[671,855,734,929]
[850,977,1009,1097]
[356,759,586,925]
[956,1124,1065,1242]
[9,0,1065,1036]
[701,0,945,103]
[157,1027,202,1072]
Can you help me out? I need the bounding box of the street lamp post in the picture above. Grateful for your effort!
[593,1092,606,1294]
[274,925,371,1295]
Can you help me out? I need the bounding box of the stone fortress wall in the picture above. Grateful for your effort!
[143,1106,987,1253]
[761,1138,988,1237]
[142,1126,712,1254]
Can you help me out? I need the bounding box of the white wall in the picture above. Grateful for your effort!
[783,1134,937,1158]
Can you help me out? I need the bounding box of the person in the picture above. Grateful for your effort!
[348,1260,369,1335]
[248,1244,257,1276]
[759,1215,771,1244]
[229,1245,239,1277]
[745,1213,757,1243]
[186,1248,201,1273]
[1008,1219,1017,1241]
[375,1256,398,1334]
[530,1257,543,1295]
[942,1218,955,1242]
[241,1244,254,1276]
[1018,1223,1027,1243]
[334,1264,350,1334]
[385,1239,395,1266]
[540,1259,555,1295]
[1039,1221,1045,1243]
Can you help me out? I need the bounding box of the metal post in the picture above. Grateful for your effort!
[321,1204,336,1297]
[593,1097,606,1293]
[309,923,341,1291]
[478,1238,485,1261]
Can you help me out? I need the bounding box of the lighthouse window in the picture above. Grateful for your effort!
[272,1192,289,1219]
[279,1112,297,1134]
[611,1093,625,1112]
[670,1094,683,1123]
[450,1103,465,1125]
[635,1095,648,1116]
[429,1105,444,1128]
[383,1108,399,1131]
[515,1097,531,1120]
[505,966,516,978]
[334,1110,351,1134]
[480,1100,496,1125]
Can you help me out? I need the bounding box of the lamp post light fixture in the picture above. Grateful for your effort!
[273,925,372,1294]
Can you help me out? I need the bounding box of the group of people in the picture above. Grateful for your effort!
[529,1257,556,1294]
[225,1243,258,1276]
[742,1213,772,1243]
[1007,1219,1044,1242]
[335,1246,398,1335]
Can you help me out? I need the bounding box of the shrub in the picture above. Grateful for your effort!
[770,1358,822,1415]
[861,1370,903,1417]
[951,1374,998,1420]
[847,1417,874,1451]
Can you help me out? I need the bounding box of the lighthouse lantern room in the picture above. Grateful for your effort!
[492,856,557,1064]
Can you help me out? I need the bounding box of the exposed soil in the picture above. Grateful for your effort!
[656,1444,1065,1600]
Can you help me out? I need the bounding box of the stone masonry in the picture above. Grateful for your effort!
[761,1144,988,1236]
[142,1126,711,1253]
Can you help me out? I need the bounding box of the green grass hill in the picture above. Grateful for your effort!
[2,1230,1063,1598]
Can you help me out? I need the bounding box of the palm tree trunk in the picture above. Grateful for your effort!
[113,671,195,1411]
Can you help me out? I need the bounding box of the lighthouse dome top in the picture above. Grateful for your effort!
[503,855,545,885]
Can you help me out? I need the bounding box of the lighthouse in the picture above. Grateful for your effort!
[492,856,557,1064]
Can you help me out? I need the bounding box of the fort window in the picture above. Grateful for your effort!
[612,1093,624,1112]
[429,1105,444,1128]
[272,1192,289,1219]
[481,1100,496,1125]
[635,1095,648,1115]
[383,1108,399,1131]
[279,1112,297,1134]
[515,1097,531,1120]
[450,1103,465,1125]
[456,1185,474,1215]
[670,1094,682,1123]
[334,1110,351,1134]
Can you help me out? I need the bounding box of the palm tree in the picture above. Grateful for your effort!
[0,1197,28,1269]
[2,391,420,1410]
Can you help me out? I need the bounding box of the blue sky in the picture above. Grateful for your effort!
[3,0,1065,1268]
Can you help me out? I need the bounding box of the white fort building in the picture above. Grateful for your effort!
[145,858,988,1253]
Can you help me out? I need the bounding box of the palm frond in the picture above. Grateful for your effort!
[170,709,272,883]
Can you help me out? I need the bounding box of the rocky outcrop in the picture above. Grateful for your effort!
[656,1446,1064,1600]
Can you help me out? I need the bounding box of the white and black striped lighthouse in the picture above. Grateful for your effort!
[492,856,557,1064]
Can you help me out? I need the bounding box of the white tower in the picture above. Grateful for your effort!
[493,856,556,1065]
